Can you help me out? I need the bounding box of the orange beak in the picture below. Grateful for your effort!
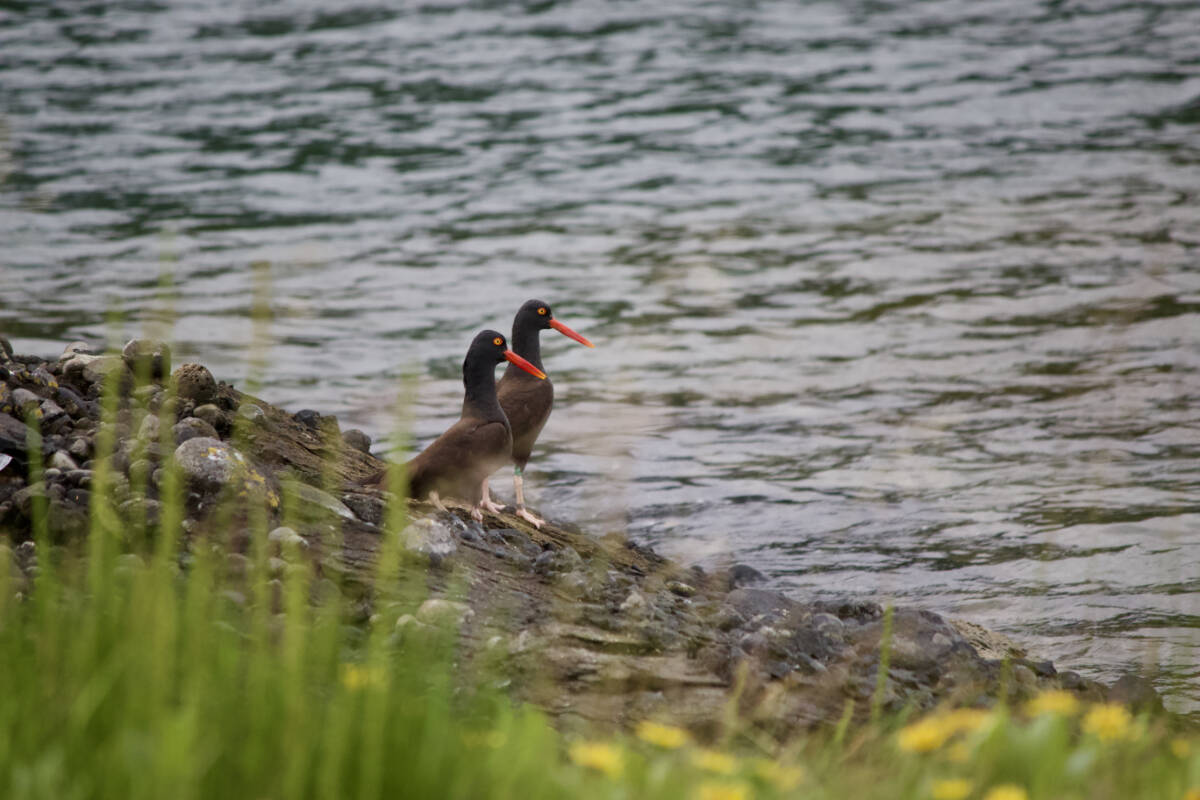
[504,350,546,379]
[549,318,594,348]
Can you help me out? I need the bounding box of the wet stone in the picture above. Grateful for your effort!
[342,429,371,454]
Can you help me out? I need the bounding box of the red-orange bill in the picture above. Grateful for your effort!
[504,350,546,379]
[549,318,594,348]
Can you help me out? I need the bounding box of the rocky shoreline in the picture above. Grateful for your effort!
[0,336,1162,738]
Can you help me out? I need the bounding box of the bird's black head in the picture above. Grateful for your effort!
[516,299,555,331]
[466,329,546,379]
[471,329,511,364]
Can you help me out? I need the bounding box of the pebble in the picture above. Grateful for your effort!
[121,339,171,380]
[173,416,219,444]
[620,590,650,617]
[48,450,77,471]
[173,363,217,405]
[287,481,356,521]
[400,517,458,559]
[415,598,473,627]
[192,404,223,429]
[59,342,96,361]
[12,388,42,417]
[137,414,160,442]
[66,469,92,487]
[268,526,307,548]
[237,403,265,422]
[293,409,321,430]
[342,428,371,454]
[68,436,90,460]
[39,399,66,423]
[666,580,696,598]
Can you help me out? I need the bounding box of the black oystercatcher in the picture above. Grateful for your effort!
[482,299,593,528]
[389,329,545,521]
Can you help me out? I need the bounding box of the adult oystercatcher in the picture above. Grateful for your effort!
[389,329,545,521]
[481,299,593,528]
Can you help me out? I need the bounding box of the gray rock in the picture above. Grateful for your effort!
[728,563,767,589]
[137,414,160,442]
[173,363,216,405]
[268,526,306,549]
[237,403,265,422]
[416,598,473,627]
[342,429,372,454]
[49,450,78,471]
[341,492,385,525]
[39,399,66,423]
[173,437,272,501]
[286,481,356,521]
[67,355,132,389]
[666,580,696,598]
[58,342,96,361]
[12,388,41,416]
[122,339,171,380]
[0,336,12,360]
[0,453,11,473]
[172,416,219,444]
[65,469,92,486]
[293,409,321,430]
[620,590,650,617]
[401,517,458,559]
[192,404,223,430]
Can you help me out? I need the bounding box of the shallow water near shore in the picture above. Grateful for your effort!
[2,0,1199,711]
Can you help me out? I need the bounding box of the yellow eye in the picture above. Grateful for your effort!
[493,336,504,346]
[537,307,547,315]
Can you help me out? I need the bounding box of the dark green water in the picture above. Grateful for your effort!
[2,0,1198,710]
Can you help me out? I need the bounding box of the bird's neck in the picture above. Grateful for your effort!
[509,319,545,372]
[462,357,505,421]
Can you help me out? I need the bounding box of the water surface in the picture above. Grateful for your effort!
[2,0,1199,710]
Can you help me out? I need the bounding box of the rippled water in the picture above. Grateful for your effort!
[2,0,1199,710]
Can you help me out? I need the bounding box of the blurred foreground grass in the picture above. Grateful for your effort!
[0,346,1197,800]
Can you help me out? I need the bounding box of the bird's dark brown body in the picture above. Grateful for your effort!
[485,300,592,527]
[377,329,545,519]
[497,369,553,471]
[405,415,512,506]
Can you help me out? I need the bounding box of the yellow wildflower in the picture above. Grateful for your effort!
[568,741,624,778]
[982,785,1028,800]
[931,778,973,800]
[694,781,752,800]
[692,749,739,775]
[636,720,691,749]
[754,759,804,790]
[943,708,992,734]
[1082,703,1134,742]
[946,742,972,764]
[1024,689,1080,717]
[898,718,951,753]
[1183,789,1200,800]
[1171,739,1191,759]
[339,663,383,691]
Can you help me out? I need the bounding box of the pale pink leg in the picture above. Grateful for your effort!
[479,477,506,514]
[513,472,543,529]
